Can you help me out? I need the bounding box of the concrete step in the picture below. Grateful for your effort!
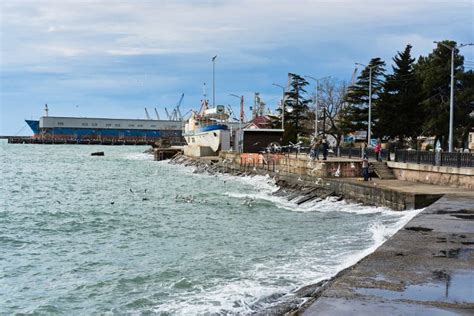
[371,161,396,180]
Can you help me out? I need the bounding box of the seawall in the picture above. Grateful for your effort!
[176,152,470,211]
[299,194,474,315]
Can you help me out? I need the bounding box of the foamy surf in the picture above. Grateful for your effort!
[151,164,424,314]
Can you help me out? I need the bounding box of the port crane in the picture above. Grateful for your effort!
[165,93,184,121]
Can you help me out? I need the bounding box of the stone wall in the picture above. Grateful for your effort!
[220,151,362,178]
[387,161,474,189]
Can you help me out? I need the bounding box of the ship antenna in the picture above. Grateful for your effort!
[44,104,49,117]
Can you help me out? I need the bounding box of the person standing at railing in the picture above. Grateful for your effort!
[362,155,369,181]
[310,137,322,161]
[375,139,382,161]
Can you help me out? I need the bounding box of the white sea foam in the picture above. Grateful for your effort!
[148,163,424,314]
[123,152,154,161]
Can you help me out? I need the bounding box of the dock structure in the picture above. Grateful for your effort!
[153,146,183,161]
[6,136,183,146]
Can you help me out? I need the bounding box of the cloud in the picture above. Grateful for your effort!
[2,0,471,67]
[1,0,473,134]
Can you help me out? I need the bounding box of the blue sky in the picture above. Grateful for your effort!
[1,0,473,135]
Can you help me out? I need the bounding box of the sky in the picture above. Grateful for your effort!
[1,0,473,135]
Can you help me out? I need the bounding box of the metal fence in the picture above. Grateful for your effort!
[394,149,473,168]
[260,144,473,168]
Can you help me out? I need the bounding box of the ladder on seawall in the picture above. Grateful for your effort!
[370,161,396,180]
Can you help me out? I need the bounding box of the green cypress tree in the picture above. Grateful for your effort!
[415,40,466,149]
[279,73,311,144]
[376,44,423,146]
[339,58,386,142]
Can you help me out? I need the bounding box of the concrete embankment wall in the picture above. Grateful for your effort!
[388,161,473,189]
[221,152,362,178]
[323,179,442,211]
[218,152,440,211]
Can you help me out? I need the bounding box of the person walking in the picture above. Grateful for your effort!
[362,154,369,181]
[375,139,382,161]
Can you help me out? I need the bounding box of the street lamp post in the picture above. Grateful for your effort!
[433,41,473,152]
[212,55,217,107]
[272,83,286,130]
[355,62,375,145]
[230,93,244,152]
[305,75,330,138]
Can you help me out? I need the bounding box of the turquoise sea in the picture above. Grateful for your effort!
[0,141,420,314]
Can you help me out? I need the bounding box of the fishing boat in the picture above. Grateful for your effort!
[183,99,231,152]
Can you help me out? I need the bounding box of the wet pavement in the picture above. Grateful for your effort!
[300,194,474,315]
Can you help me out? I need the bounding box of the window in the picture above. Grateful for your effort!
[129,124,135,127]
[115,124,120,127]
[57,122,64,126]
[91,123,98,127]
[82,123,88,126]
[105,123,112,127]
[150,125,156,128]
[137,124,143,127]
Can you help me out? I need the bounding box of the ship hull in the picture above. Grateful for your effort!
[184,126,230,152]
[25,117,183,142]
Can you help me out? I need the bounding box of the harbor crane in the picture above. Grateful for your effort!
[144,108,151,120]
[165,93,185,121]
[154,108,160,120]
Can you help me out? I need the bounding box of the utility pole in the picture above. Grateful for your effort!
[212,55,217,107]
[305,75,330,138]
[272,83,286,130]
[355,62,375,145]
[434,41,473,152]
[230,93,244,152]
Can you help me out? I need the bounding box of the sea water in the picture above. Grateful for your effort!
[0,141,421,314]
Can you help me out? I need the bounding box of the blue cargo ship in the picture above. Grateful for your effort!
[25,116,182,142]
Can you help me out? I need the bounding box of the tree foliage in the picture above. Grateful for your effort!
[278,73,311,144]
[338,58,386,140]
[376,44,423,145]
[313,78,348,146]
[415,40,473,149]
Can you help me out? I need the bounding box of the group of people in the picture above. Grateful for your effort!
[308,137,385,181]
[309,137,329,161]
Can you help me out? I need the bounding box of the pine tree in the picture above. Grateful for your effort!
[376,45,423,146]
[415,40,468,149]
[339,58,386,142]
[277,73,311,144]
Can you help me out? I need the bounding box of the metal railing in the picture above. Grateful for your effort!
[394,149,473,168]
[257,143,473,168]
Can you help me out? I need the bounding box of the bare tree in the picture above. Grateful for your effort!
[308,78,349,146]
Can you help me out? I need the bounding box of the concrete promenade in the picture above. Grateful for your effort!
[300,193,474,315]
